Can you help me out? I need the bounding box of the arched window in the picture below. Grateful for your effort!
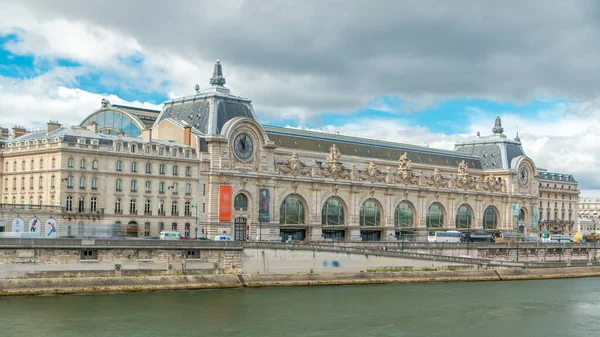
[116,179,122,191]
[483,206,498,229]
[91,177,98,190]
[279,195,305,225]
[39,159,43,169]
[145,180,151,193]
[322,197,344,226]
[80,159,86,169]
[131,161,137,173]
[234,193,248,210]
[92,160,98,169]
[185,183,191,195]
[67,158,73,168]
[426,203,444,228]
[394,201,414,228]
[131,180,137,192]
[116,160,122,172]
[66,176,73,188]
[159,164,165,175]
[145,163,151,174]
[79,176,86,189]
[159,182,165,194]
[455,205,472,229]
[360,199,381,227]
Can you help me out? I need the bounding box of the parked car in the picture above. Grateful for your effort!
[213,235,233,241]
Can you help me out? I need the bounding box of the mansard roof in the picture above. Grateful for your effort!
[153,60,259,135]
[537,169,578,183]
[264,125,483,170]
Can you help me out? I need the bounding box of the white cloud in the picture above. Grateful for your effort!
[1,0,600,195]
[0,70,161,129]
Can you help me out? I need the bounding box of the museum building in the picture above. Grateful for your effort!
[0,61,579,241]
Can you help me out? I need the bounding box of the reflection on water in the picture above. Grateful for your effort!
[1,278,600,337]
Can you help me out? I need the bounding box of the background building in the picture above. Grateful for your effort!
[0,61,580,240]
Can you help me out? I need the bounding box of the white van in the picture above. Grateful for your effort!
[213,235,233,241]
[160,231,182,240]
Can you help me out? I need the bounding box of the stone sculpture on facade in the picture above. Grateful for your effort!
[101,98,111,109]
[396,152,417,184]
[359,161,386,183]
[322,144,350,180]
[483,174,503,192]
[278,152,311,176]
[427,168,447,188]
[456,160,473,188]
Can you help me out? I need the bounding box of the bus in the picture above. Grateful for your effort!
[159,231,182,240]
[427,231,462,243]
[548,234,572,243]
[494,231,524,243]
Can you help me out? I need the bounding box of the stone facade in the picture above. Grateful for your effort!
[0,61,580,240]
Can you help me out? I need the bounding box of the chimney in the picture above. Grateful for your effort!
[12,126,27,138]
[47,121,61,134]
[142,129,152,143]
[86,122,98,133]
[183,126,191,146]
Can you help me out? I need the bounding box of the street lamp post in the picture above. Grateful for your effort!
[191,204,199,239]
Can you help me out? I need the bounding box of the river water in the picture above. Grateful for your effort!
[1,278,599,337]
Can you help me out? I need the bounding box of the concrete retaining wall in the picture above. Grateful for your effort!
[242,248,472,274]
[3,267,600,296]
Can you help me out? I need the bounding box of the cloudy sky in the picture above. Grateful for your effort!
[1,0,600,194]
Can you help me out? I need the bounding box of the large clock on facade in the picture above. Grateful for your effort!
[518,165,529,187]
[233,132,254,160]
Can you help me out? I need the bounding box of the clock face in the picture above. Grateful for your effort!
[518,166,529,187]
[233,133,254,160]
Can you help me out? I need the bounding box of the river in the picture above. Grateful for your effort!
[1,278,599,337]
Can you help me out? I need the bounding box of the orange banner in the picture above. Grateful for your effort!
[219,185,232,222]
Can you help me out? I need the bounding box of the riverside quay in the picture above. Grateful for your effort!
[0,61,579,242]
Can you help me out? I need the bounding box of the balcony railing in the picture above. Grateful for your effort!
[158,211,166,216]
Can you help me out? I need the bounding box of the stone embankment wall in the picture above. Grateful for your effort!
[3,267,600,296]
[335,241,599,262]
[0,239,243,278]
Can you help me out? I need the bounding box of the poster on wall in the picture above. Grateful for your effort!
[259,188,270,223]
[218,185,232,222]
[12,217,24,233]
[532,205,539,230]
[28,217,41,237]
[44,218,58,238]
[512,204,520,217]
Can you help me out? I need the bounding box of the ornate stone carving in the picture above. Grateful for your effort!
[399,152,412,169]
[327,144,342,163]
[322,144,350,180]
[427,168,447,188]
[359,162,385,183]
[483,174,503,191]
[457,160,468,175]
[101,98,111,109]
[278,152,310,176]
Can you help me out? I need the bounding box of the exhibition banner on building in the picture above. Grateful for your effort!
[219,185,232,221]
